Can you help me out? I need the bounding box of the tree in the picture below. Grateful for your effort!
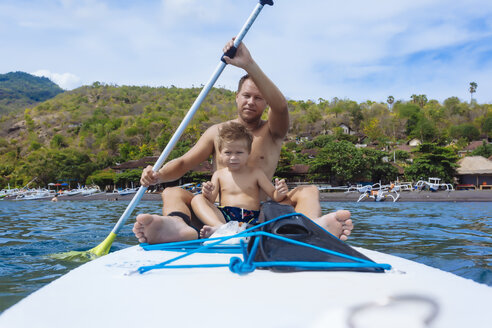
[50,134,68,149]
[411,94,428,108]
[483,116,492,136]
[137,143,154,158]
[86,170,116,189]
[411,116,438,142]
[361,148,399,183]
[471,141,492,158]
[309,140,365,184]
[444,97,463,115]
[404,143,458,183]
[450,123,480,141]
[312,135,335,148]
[469,82,477,103]
[114,169,143,187]
[363,119,384,142]
[276,146,295,176]
[19,148,94,186]
[387,96,394,111]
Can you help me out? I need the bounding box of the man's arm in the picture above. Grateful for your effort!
[223,40,289,140]
[140,125,217,186]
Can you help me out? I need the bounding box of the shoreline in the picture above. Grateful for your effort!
[319,190,492,202]
[9,190,490,202]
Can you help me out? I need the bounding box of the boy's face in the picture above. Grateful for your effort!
[220,140,250,171]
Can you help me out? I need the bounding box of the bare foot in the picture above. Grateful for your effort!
[200,225,218,239]
[133,214,198,244]
[313,210,353,241]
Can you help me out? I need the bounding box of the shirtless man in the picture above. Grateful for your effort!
[133,39,353,244]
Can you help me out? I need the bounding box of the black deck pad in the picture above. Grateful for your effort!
[249,201,384,273]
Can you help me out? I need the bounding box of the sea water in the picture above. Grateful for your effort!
[0,200,491,313]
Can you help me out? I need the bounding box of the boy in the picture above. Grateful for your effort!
[191,121,288,238]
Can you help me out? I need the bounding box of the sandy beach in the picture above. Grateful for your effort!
[47,189,492,202]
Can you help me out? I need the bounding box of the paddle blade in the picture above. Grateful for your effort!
[50,250,98,262]
[50,232,117,262]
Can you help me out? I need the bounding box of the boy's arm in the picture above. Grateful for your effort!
[272,178,288,202]
[203,172,220,203]
[256,170,288,202]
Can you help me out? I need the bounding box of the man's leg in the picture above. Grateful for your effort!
[283,185,353,241]
[133,187,199,244]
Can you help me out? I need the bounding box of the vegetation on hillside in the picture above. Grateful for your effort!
[0,72,64,115]
[0,80,491,189]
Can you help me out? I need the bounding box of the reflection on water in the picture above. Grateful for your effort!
[323,202,492,287]
[1,200,491,313]
[0,200,157,312]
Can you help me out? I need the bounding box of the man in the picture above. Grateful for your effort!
[133,39,353,244]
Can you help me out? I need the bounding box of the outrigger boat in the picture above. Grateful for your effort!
[117,187,138,196]
[414,178,454,192]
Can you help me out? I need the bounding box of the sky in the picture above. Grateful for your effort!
[1,0,492,104]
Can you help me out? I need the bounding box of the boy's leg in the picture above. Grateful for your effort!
[190,194,226,227]
[191,194,228,238]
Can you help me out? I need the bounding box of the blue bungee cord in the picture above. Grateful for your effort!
[137,213,296,274]
[137,213,392,275]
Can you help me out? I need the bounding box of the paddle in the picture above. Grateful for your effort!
[52,0,274,262]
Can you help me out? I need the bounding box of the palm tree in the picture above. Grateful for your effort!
[410,94,427,108]
[418,94,428,108]
[387,95,394,111]
[469,82,477,103]
[410,94,418,104]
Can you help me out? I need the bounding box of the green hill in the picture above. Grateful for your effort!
[0,71,64,115]
[0,82,490,189]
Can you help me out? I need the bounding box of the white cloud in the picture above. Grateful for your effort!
[1,0,491,103]
[31,70,81,90]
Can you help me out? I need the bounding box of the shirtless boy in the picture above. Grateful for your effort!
[192,122,289,238]
[133,39,352,244]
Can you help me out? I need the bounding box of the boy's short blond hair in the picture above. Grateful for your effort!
[218,121,253,153]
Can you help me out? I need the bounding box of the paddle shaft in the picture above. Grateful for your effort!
[111,1,273,235]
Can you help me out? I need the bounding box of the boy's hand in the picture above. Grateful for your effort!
[274,178,288,196]
[202,181,215,198]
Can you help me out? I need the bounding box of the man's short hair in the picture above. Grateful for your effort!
[237,74,252,93]
[218,121,253,153]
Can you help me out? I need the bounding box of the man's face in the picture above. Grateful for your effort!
[236,79,267,124]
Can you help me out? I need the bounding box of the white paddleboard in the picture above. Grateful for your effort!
[1,245,491,328]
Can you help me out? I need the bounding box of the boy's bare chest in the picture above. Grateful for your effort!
[219,172,258,194]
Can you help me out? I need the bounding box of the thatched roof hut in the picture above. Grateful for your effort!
[456,156,492,186]
[111,156,159,173]
[457,156,492,174]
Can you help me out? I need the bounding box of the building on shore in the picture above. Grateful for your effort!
[456,156,492,188]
